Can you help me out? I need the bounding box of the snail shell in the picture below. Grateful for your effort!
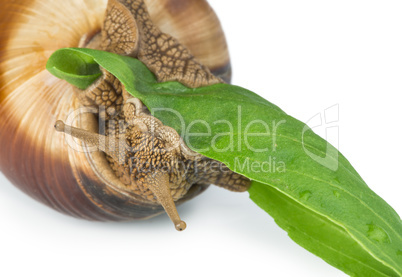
[0,0,232,221]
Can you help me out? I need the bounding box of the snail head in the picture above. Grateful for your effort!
[54,0,250,231]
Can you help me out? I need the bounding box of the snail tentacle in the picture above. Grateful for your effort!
[54,120,126,164]
[142,172,186,231]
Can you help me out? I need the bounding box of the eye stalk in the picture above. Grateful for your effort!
[54,120,125,164]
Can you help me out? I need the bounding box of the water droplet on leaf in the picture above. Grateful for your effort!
[367,224,390,243]
[299,190,312,201]
[333,190,340,198]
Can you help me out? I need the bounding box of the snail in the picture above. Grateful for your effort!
[0,0,250,231]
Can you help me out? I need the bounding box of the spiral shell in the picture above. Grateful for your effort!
[0,0,231,220]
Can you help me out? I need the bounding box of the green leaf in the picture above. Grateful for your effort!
[250,181,399,276]
[47,48,402,276]
[46,48,102,89]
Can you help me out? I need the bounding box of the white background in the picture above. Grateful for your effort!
[1,1,401,276]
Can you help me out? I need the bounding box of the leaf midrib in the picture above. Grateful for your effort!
[260,182,400,275]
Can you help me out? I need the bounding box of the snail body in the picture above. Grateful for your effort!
[0,0,249,230]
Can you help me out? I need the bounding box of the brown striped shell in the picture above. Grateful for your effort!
[0,0,231,221]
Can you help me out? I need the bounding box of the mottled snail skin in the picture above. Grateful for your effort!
[63,0,250,230]
[0,0,248,228]
[145,0,232,83]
